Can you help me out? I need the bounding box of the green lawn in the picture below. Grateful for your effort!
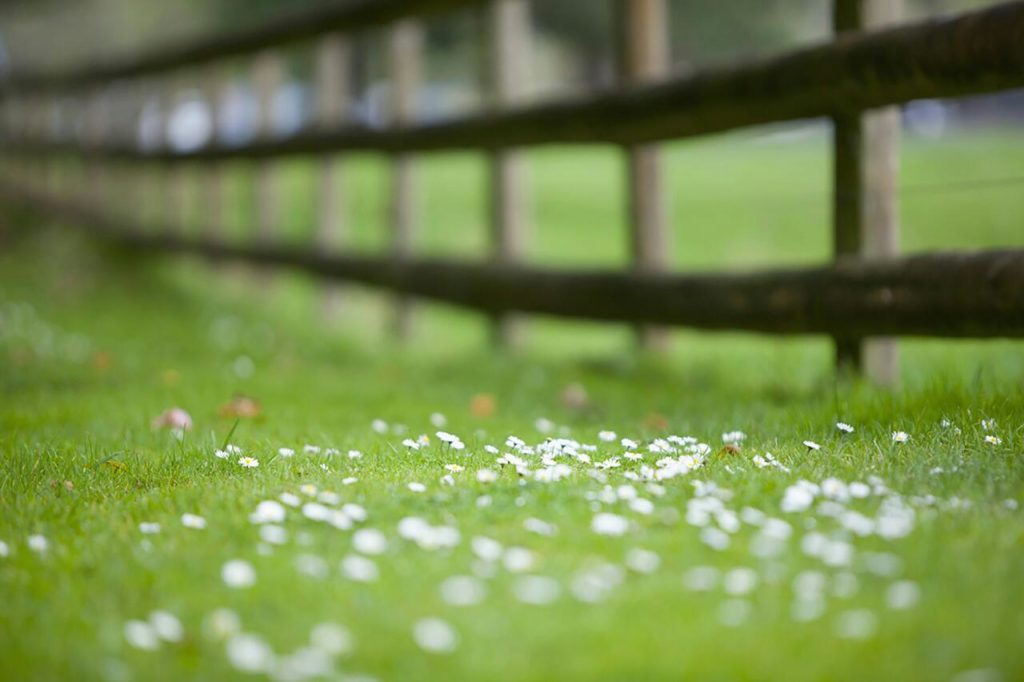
[2,130,1024,681]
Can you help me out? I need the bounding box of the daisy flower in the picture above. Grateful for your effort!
[412,618,458,654]
[591,513,629,536]
[221,560,256,588]
[984,435,1002,445]
[802,440,821,451]
[476,469,497,483]
[238,456,259,468]
[836,422,854,434]
[27,534,49,553]
[181,513,207,529]
[598,430,617,442]
[722,431,746,444]
[278,448,295,457]
[891,431,910,444]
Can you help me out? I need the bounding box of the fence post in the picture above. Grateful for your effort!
[315,33,351,318]
[203,66,228,238]
[618,0,671,351]
[486,0,530,348]
[170,76,192,234]
[832,0,902,384]
[388,21,423,340]
[254,51,284,246]
[84,88,109,213]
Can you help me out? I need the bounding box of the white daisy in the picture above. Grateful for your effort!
[513,575,561,605]
[221,559,256,588]
[124,620,160,650]
[722,431,746,444]
[412,618,457,654]
[891,431,910,443]
[250,500,285,524]
[226,633,275,673]
[149,610,184,642]
[238,456,259,468]
[182,513,207,529]
[309,622,353,657]
[439,575,486,607]
[836,422,854,433]
[352,529,388,555]
[340,554,379,582]
[591,513,629,536]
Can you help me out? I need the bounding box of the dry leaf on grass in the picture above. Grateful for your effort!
[219,395,263,419]
[469,393,496,418]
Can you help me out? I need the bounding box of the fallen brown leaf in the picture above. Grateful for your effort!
[219,394,263,419]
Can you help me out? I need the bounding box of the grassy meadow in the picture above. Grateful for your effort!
[2,128,1024,681]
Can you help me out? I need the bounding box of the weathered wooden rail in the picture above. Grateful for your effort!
[2,0,1023,382]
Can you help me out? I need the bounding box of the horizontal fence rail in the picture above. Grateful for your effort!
[4,2,1024,159]
[0,0,490,94]
[2,183,1023,338]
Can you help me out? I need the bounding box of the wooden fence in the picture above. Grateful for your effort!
[1,0,1023,384]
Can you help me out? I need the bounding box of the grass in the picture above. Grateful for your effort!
[2,129,1024,681]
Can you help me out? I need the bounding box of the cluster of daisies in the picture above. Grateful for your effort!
[97,412,1020,679]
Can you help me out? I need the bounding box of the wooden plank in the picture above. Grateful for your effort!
[832,0,903,381]
[619,0,671,350]
[314,33,351,317]
[6,179,1024,340]
[389,20,423,339]
[486,0,530,347]
[8,2,1024,161]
